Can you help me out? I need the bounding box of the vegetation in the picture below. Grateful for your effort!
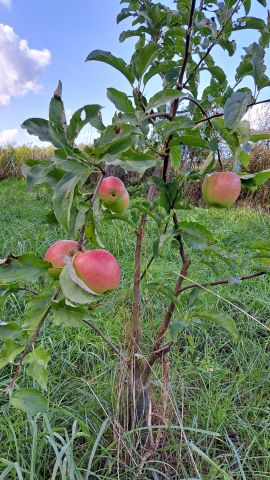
[1,0,270,477]
[0,179,270,478]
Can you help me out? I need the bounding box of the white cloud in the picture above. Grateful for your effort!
[0,0,11,7]
[0,24,51,106]
[244,103,270,131]
[0,128,18,144]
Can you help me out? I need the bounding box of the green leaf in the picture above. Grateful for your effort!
[52,172,81,231]
[236,43,270,90]
[52,299,88,327]
[131,43,159,80]
[0,341,24,368]
[60,266,98,305]
[199,152,215,176]
[85,50,135,85]
[219,39,236,56]
[49,81,67,132]
[236,120,251,144]
[143,60,177,85]
[250,130,270,142]
[0,340,24,369]
[239,169,270,188]
[10,388,48,415]
[25,161,54,190]
[22,294,52,335]
[67,105,105,144]
[21,118,68,148]
[94,124,139,155]
[224,92,251,131]
[233,16,266,32]
[0,254,50,283]
[146,89,182,112]
[24,346,50,390]
[170,145,182,170]
[159,182,178,213]
[160,116,194,138]
[212,118,239,148]
[179,221,214,251]
[107,88,134,113]
[147,283,181,311]
[192,309,238,341]
[0,322,21,339]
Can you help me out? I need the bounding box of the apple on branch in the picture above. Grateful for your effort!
[73,249,121,294]
[202,172,241,208]
[45,240,83,278]
[98,176,129,214]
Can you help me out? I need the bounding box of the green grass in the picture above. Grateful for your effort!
[0,178,270,479]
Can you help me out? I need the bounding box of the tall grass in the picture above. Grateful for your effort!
[0,179,269,478]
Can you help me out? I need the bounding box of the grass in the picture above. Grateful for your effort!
[0,178,270,479]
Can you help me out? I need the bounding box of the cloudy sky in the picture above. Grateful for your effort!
[0,0,269,146]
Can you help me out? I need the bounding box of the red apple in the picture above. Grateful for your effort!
[98,176,129,214]
[44,240,81,268]
[202,172,241,208]
[73,249,120,294]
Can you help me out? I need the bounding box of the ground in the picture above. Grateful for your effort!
[0,178,269,479]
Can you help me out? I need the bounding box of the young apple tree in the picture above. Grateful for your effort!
[1,0,270,461]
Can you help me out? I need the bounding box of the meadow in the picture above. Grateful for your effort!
[0,178,269,479]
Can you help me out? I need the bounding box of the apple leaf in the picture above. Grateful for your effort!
[10,388,49,415]
[21,118,68,148]
[146,89,182,112]
[23,347,50,390]
[192,309,238,341]
[0,322,21,339]
[0,340,24,369]
[143,60,177,86]
[49,81,67,133]
[60,266,99,305]
[224,92,251,131]
[0,254,50,284]
[67,105,105,144]
[52,299,89,327]
[94,124,139,155]
[107,88,134,113]
[22,293,52,335]
[170,145,182,170]
[85,50,135,85]
[131,42,159,80]
[52,172,82,232]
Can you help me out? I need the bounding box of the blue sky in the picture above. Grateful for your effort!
[0,0,269,146]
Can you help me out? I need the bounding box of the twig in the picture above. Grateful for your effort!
[179,271,266,294]
[194,98,270,126]
[169,0,197,118]
[182,0,242,90]
[83,319,127,361]
[140,112,170,123]
[132,184,156,349]
[6,288,60,395]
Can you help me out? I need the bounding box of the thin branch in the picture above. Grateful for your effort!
[6,288,60,395]
[83,319,127,361]
[195,98,270,126]
[182,0,242,90]
[179,271,267,294]
[132,184,156,350]
[140,112,170,123]
[169,0,197,119]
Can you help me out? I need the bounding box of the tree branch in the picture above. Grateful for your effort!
[179,271,266,294]
[6,288,60,395]
[194,98,270,126]
[182,0,241,90]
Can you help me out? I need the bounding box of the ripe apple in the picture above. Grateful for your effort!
[44,240,81,272]
[202,172,241,208]
[98,176,129,214]
[73,249,120,294]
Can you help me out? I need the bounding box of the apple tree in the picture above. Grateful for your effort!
[1,0,270,457]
